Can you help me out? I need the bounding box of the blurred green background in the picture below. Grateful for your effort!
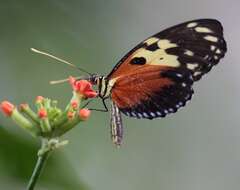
[0,0,239,189]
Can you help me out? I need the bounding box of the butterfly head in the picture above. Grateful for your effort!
[86,73,101,85]
[89,75,115,99]
[84,74,110,99]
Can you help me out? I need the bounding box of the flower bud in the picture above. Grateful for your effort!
[67,111,75,120]
[19,103,39,125]
[71,100,78,110]
[19,103,28,111]
[79,109,91,120]
[35,96,44,103]
[38,108,47,119]
[0,101,15,116]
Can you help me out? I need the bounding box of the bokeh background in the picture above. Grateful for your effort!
[0,0,239,189]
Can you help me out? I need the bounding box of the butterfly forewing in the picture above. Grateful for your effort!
[107,19,226,119]
[108,19,226,81]
[152,19,227,81]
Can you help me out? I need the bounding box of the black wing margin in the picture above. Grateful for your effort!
[152,19,227,81]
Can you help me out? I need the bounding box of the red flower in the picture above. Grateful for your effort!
[38,108,47,118]
[79,109,91,120]
[69,76,97,98]
[0,101,15,116]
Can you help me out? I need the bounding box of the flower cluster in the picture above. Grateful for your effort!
[69,76,97,99]
[0,77,97,138]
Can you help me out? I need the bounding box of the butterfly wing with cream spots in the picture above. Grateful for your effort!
[106,19,227,119]
[152,18,227,81]
[108,19,226,81]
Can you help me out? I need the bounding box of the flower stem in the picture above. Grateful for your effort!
[27,140,50,190]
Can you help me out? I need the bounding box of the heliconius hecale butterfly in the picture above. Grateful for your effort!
[93,19,227,146]
[33,19,227,146]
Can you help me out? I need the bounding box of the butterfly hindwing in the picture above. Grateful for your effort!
[111,66,193,119]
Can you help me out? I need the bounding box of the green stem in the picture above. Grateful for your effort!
[27,141,50,190]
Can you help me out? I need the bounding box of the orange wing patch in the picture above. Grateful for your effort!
[111,65,173,108]
[110,66,194,119]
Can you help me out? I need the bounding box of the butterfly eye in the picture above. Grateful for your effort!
[130,57,146,65]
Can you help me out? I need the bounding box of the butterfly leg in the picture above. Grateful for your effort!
[88,98,109,112]
[81,100,93,109]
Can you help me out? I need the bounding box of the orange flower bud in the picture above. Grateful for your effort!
[0,101,15,116]
[38,108,47,118]
[79,109,91,120]
[71,100,78,109]
[36,96,44,103]
[67,111,75,120]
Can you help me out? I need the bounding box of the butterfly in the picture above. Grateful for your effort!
[33,19,227,146]
[88,19,227,146]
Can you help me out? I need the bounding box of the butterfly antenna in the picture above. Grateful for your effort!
[49,76,83,85]
[49,78,70,85]
[30,48,92,75]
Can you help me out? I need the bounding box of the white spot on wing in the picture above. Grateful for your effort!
[182,83,187,87]
[194,71,202,76]
[204,55,209,60]
[204,35,218,42]
[144,37,159,45]
[187,22,198,28]
[195,27,213,33]
[150,112,156,117]
[211,45,216,51]
[143,112,149,117]
[216,49,221,54]
[132,113,136,117]
[185,94,190,100]
[187,63,198,70]
[176,73,183,78]
[184,50,194,56]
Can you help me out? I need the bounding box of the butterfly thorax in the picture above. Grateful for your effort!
[96,76,116,99]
